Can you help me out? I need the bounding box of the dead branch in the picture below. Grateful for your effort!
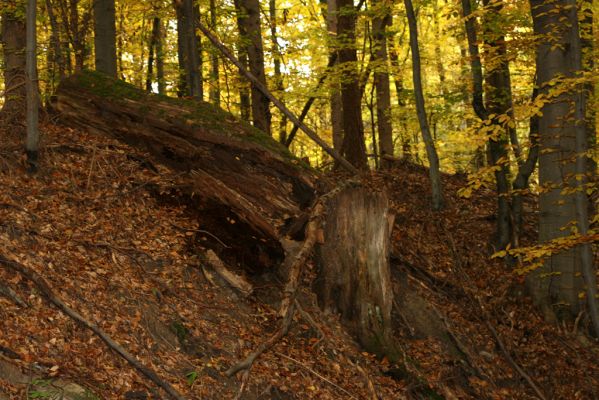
[226,302,295,377]
[0,254,187,400]
[274,352,359,400]
[195,20,360,175]
[203,250,253,297]
[478,298,547,400]
[0,283,28,308]
[226,183,355,378]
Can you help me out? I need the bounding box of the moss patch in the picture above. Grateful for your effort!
[62,71,303,163]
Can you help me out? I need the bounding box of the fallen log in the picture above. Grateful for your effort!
[51,71,318,270]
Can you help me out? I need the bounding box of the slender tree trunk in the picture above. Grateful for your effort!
[404,0,444,210]
[388,31,411,160]
[527,0,590,322]
[209,0,220,105]
[155,18,165,95]
[511,87,539,247]
[323,0,344,151]
[45,0,65,81]
[1,8,27,124]
[174,0,202,98]
[175,0,187,97]
[236,0,271,134]
[372,0,393,167]
[482,0,514,250]
[93,0,117,77]
[233,0,254,122]
[26,0,39,170]
[337,0,368,169]
[184,0,202,98]
[145,17,159,92]
[269,0,287,143]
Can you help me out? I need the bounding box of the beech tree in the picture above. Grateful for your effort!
[528,0,599,330]
[336,0,367,169]
[235,0,271,135]
[404,0,443,210]
[93,0,117,77]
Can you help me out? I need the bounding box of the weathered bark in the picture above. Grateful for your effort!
[52,71,318,271]
[1,8,27,123]
[93,0,117,77]
[372,0,394,166]
[404,0,444,210]
[315,185,397,359]
[528,0,588,321]
[337,0,368,169]
[235,0,271,135]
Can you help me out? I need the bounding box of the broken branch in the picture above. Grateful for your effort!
[0,254,187,400]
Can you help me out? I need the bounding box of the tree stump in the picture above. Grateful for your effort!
[314,185,397,358]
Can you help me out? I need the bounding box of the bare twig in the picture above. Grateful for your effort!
[226,302,295,377]
[274,352,359,400]
[0,253,187,400]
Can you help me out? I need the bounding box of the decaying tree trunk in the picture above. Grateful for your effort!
[314,185,397,358]
[52,71,317,270]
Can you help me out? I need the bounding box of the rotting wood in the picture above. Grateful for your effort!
[226,183,352,377]
[53,71,317,271]
[315,184,398,359]
[203,250,253,296]
[0,253,187,400]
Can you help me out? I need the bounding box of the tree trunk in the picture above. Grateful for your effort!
[527,0,587,321]
[234,0,252,121]
[269,0,287,143]
[209,0,220,106]
[315,185,397,359]
[372,0,394,167]
[482,0,513,250]
[1,8,27,124]
[388,30,411,160]
[145,17,159,92]
[93,0,117,77]
[404,0,444,210]
[337,0,368,169]
[324,0,344,151]
[45,0,65,81]
[174,0,202,99]
[26,0,39,169]
[175,0,188,97]
[236,0,271,135]
[187,0,202,99]
[155,18,165,95]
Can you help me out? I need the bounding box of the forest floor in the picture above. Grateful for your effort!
[0,122,598,399]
